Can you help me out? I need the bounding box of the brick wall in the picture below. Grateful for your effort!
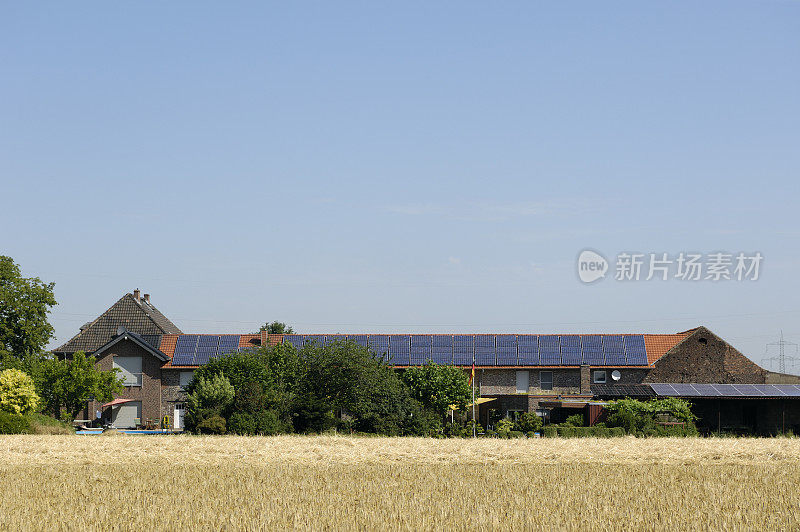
[161,369,189,420]
[644,327,766,384]
[89,340,163,425]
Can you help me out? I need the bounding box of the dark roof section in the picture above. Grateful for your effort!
[54,293,182,354]
[93,328,170,363]
[591,384,656,397]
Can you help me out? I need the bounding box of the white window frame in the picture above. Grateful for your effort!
[593,370,607,384]
[539,370,553,391]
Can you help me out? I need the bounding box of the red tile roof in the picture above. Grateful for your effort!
[644,333,690,365]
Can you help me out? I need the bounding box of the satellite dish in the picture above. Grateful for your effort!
[611,370,621,381]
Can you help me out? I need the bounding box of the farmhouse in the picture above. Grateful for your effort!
[54,290,800,434]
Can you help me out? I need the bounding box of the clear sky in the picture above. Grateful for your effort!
[2,2,799,372]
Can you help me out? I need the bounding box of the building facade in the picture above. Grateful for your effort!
[54,290,800,431]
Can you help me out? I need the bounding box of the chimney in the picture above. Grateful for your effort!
[580,364,592,395]
[143,293,150,304]
[133,288,140,303]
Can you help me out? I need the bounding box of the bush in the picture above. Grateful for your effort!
[196,415,226,435]
[0,369,40,415]
[564,413,585,427]
[542,426,558,438]
[0,411,32,434]
[526,431,539,438]
[513,412,543,433]
[228,412,256,435]
[508,430,525,439]
[253,410,283,435]
[26,413,73,435]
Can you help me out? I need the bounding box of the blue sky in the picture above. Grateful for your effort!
[2,2,799,371]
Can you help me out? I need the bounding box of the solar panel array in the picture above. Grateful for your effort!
[650,383,800,398]
[263,334,653,366]
[168,333,654,367]
[169,335,250,365]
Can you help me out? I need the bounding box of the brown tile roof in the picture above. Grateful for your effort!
[644,333,689,365]
[159,334,178,357]
[239,334,261,349]
[54,293,182,354]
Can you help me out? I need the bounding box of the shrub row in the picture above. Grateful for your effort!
[542,426,626,438]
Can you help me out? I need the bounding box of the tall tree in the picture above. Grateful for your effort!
[402,362,472,419]
[0,256,56,360]
[259,321,294,334]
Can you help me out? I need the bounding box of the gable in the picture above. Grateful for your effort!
[644,327,767,384]
[54,293,182,354]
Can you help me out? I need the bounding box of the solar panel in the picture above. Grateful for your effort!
[410,335,433,365]
[672,384,701,396]
[539,335,560,365]
[347,334,369,348]
[731,384,765,397]
[305,335,326,347]
[218,335,240,355]
[431,335,453,364]
[369,335,390,361]
[560,335,581,365]
[581,335,604,364]
[603,335,626,365]
[475,335,496,365]
[283,335,304,349]
[194,348,216,365]
[517,335,538,365]
[692,384,722,396]
[763,385,788,397]
[453,335,473,365]
[389,335,410,365]
[198,335,220,347]
[650,383,679,396]
[172,335,199,365]
[497,335,519,365]
[624,335,648,365]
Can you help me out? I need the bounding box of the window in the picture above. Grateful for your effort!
[179,371,194,389]
[113,356,142,387]
[539,371,553,390]
[516,370,529,393]
[593,370,607,384]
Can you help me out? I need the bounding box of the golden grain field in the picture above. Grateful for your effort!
[1,435,799,531]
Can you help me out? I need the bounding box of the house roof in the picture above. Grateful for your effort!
[93,328,171,362]
[54,293,182,354]
[157,331,692,368]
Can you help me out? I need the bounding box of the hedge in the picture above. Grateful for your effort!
[542,426,626,438]
[0,411,32,434]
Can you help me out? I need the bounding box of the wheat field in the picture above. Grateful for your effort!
[1,435,799,531]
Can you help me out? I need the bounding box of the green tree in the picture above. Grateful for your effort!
[0,369,40,415]
[0,256,57,361]
[37,352,124,420]
[185,374,235,432]
[402,362,472,419]
[259,321,294,334]
[187,373,235,413]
